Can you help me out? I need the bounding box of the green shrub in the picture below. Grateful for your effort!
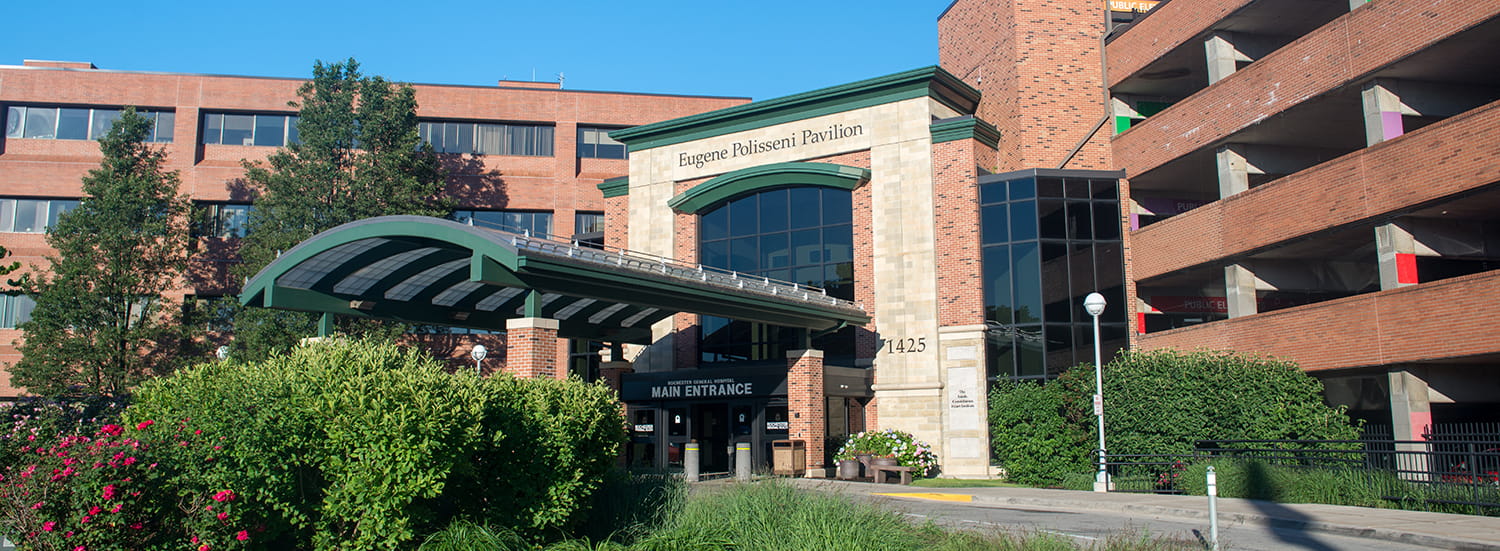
[125,338,625,550]
[987,349,1360,486]
[1178,460,1388,507]
[987,378,1092,485]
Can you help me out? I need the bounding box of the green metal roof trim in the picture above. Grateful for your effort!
[930,116,1001,149]
[240,216,868,343]
[609,66,981,153]
[667,162,871,214]
[598,176,629,198]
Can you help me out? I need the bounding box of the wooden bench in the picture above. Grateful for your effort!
[871,464,914,485]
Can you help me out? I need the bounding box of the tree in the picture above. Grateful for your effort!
[10,108,196,396]
[231,58,450,360]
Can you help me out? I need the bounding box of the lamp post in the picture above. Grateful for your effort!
[215,345,230,362]
[470,344,487,375]
[1083,292,1109,493]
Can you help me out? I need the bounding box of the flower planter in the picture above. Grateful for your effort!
[837,459,860,480]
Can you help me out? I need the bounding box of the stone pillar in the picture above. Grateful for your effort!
[787,349,826,471]
[504,317,560,379]
[599,360,634,394]
[1224,264,1258,318]
[1204,32,1250,85]
[1215,145,1251,198]
[1376,222,1419,290]
[1362,80,1405,146]
[939,325,991,478]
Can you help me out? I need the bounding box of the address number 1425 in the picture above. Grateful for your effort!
[880,337,927,354]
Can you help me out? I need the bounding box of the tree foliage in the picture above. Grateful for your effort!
[10,109,196,396]
[231,58,449,360]
[988,348,1360,484]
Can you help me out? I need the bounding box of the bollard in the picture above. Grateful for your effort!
[736,442,752,481]
[685,443,700,482]
[1207,465,1219,551]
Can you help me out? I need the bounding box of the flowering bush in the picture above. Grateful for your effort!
[833,429,938,477]
[0,410,252,551]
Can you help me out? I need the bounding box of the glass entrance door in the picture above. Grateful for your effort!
[691,403,730,474]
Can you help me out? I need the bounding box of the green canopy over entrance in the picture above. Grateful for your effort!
[240,216,869,344]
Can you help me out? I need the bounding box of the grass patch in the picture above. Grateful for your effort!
[424,480,1205,550]
[910,477,1027,488]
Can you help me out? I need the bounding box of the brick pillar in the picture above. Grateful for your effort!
[504,317,559,379]
[787,349,825,470]
[599,360,634,394]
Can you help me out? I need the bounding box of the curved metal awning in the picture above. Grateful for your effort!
[239,216,869,344]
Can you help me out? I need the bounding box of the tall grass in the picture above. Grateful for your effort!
[424,479,1202,550]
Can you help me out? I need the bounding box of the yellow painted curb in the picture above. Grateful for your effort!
[873,492,974,502]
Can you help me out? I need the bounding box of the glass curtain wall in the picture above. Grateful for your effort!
[980,172,1127,383]
[698,186,854,365]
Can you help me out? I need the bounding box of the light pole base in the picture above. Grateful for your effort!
[1093,480,1110,493]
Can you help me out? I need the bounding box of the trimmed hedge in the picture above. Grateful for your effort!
[123,338,625,550]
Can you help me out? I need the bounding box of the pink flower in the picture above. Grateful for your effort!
[236,530,249,541]
[74,546,86,551]
[99,424,123,437]
[102,484,117,500]
[123,456,137,466]
[129,522,143,530]
[216,511,228,521]
[211,489,236,502]
[42,521,55,531]
[88,506,101,515]
[30,501,42,510]
[134,420,154,431]
[199,545,210,551]
[110,503,122,513]
[80,515,91,524]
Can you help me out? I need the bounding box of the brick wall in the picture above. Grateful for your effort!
[503,320,559,379]
[940,0,1114,172]
[1112,0,1498,179]
[1139,270,1500,372]
[1103,0,1255,85]
[1132,100,1500,280]
[931,139,987,327]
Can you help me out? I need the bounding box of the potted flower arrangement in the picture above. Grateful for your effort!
[832,428,938,478]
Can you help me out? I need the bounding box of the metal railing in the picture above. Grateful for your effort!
[470,223,864,312]
[1100,438,1500,515]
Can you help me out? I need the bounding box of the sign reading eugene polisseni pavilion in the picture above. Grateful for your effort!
[677,123,866,170]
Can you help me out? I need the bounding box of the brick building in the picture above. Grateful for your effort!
[0,59,748,396]
[1106,0,1500,440]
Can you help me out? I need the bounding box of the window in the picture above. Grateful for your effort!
[453,210,552,236]
[980,174,1125,382]
[6,106,174,143]
[698,186,855,365]
[200,113,298,147]
[197,203,251,238]
[0,294,36,329]
[574,212,604,235]
[419,121,553,156]
[577,127,627,159]
[0,198,79,233]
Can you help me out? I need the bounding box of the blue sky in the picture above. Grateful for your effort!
[5,1,952,101]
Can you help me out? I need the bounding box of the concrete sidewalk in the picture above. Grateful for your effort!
[786,479,1500,550]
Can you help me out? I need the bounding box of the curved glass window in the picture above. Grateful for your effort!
[699,186,854,365]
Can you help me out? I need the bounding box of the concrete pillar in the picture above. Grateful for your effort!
[1215,145,1251,198]
[1224,264,1258,318]
[1204,32,1252,85]
[1376,222,1420,290]
[1389,369,1433,441]
[1389,368,1433,481]
[504,317,560,379]
[787,349,826,471]
[1362,81,1406,146]
[1349,0,1367,11]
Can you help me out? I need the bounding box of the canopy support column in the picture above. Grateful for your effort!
[505,317,560,379]
[788,348,826,472]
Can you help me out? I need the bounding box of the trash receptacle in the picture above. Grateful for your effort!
[772,440,805,476]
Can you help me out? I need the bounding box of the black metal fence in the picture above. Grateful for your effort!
[1100,437,1500,515]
